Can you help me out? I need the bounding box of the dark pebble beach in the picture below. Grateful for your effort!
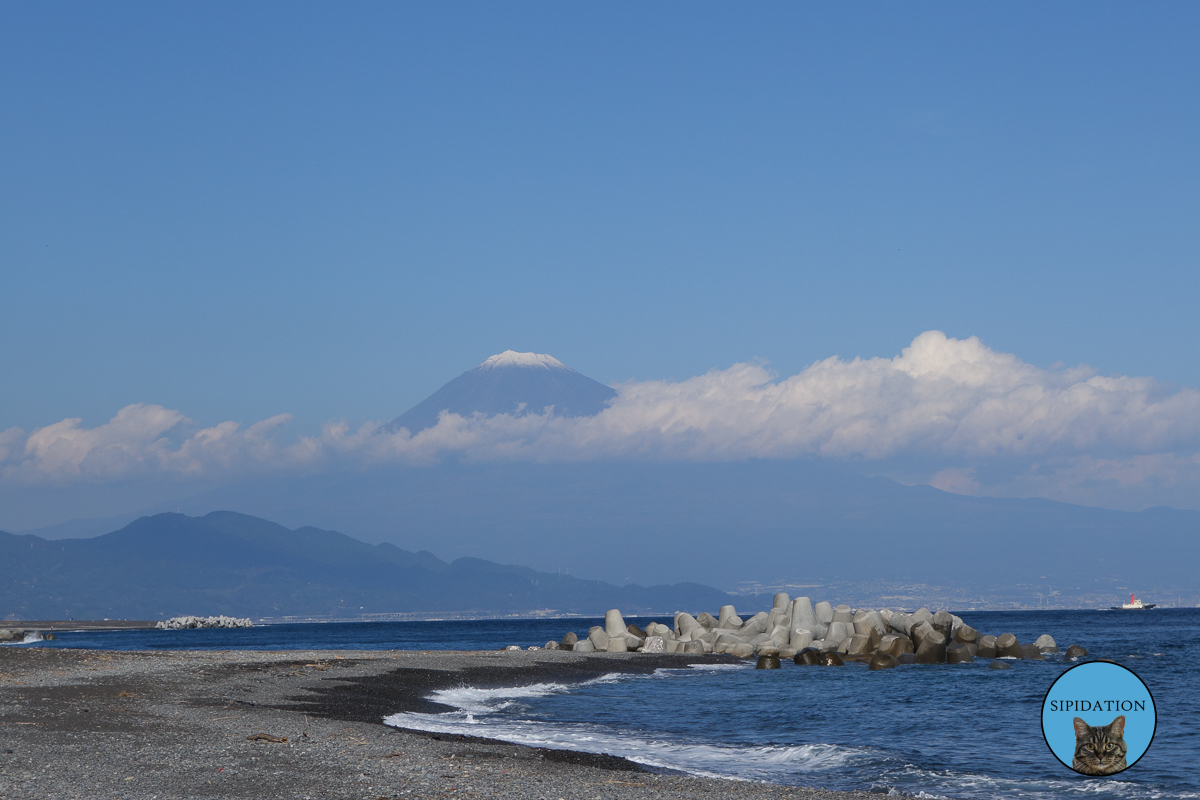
[0,647,888,799]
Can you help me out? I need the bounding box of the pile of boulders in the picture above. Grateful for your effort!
[0,628,29,642]
[542,594,1087,668]
[155,615,253,629]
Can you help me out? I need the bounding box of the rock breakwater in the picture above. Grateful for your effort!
[155,615,254,629]
[541,594,1085,667]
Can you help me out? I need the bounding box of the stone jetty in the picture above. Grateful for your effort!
[155,615,254,629]
[541,594,1084,666]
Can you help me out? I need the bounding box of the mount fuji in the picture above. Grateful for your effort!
[388,350,616,433]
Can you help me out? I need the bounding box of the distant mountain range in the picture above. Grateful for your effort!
[387,350,616,433]
[9,350,1199,611]
[0,511,732,621]
[100,460,1197,609]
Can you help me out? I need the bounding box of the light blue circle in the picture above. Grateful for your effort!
[1042,661,1155,772]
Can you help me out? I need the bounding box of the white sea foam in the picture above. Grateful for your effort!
[385,665,1190,798]
[384,708,862,780]
[878,762,1198,800]
[680,662,752,671]
[386,670,866,781]
[426,675,617,715]
[1,632,44,646]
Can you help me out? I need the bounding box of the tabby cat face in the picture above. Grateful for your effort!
[1071,715,1128,776]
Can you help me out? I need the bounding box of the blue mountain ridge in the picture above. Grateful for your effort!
[0,511,731,620]
[160,461,1200,608]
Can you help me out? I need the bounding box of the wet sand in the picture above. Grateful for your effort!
[0,647,884,799]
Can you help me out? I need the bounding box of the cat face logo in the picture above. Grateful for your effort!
[1041,661,1155,776]
[1071,715,1127,776]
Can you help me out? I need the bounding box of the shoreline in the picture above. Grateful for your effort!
[0,647,886,799]
[2,620,159,632]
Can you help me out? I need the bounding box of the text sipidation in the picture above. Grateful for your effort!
[1048,699,1145,712]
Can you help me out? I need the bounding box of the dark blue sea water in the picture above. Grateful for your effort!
[12,609,1198,799]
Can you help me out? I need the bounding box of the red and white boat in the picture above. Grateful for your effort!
[1111,593,1156,610]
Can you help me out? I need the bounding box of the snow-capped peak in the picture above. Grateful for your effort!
[478,351,569,370]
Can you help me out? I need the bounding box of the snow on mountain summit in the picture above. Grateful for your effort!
[387,350,615,433]
[478,351,570,371]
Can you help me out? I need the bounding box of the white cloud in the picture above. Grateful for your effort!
[375,330,1197,464]
[4,331,1200,508]
[0,404,297,484]
[928,467,981,495]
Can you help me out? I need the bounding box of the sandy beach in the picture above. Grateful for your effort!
[0,647,886,800]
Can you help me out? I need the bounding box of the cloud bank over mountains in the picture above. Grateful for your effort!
[4,331,1199,510]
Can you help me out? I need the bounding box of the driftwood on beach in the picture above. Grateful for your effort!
[540,594,1086,667]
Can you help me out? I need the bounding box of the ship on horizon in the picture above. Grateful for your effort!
[1111,593,1157,610]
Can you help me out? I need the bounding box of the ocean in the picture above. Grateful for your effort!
[13,608,1198,799]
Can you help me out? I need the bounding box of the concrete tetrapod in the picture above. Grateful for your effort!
[1020,644,1045,661]
[789,629,814,651]
[604,609,627,637]
[995,633,1025,659]
[868,653,899,670]
[953,625,977,645]
[854,610,887,637]
[794,648,821,666]
[907,608,933,634]
[718,605,742,628]
[887,612,911,635]
[640,637,665,653]
[879,634,914,658]
[740,613,769,637]
[946,643,975,664]
[914,639,948,664]
[675,612,702,639]
[846,633,875,656]
[791,597,817,633]
[588,627,609,651]
[826,621,854,648]
[931,610,955,642]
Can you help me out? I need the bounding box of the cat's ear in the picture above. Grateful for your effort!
[1109,715,1125,737]
[1073,717,1090,738]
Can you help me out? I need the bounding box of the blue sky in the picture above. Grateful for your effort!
[3,3,1198,430]
[2,4,1199,525]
